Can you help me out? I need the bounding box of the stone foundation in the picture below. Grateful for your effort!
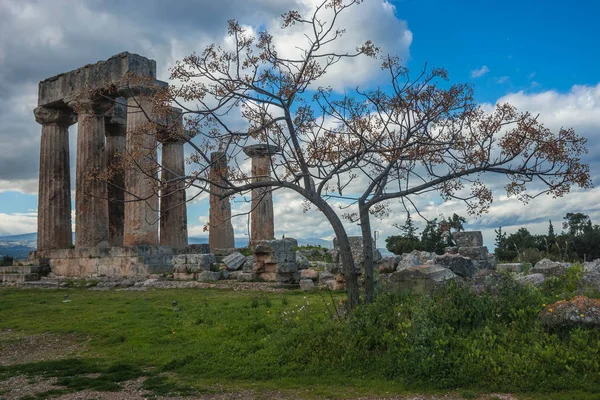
[31,246,174,278]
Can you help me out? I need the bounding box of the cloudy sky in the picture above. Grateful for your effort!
[0,0,599,250]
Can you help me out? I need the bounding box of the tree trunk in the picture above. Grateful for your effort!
[359,202,375,304]
[311,195,360,308]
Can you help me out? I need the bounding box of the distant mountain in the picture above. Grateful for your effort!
[0,233,37,242]
[0,233,380,259]
[0,232,37,259]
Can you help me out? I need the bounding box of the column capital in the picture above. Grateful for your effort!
[243,143,281,158]
[67,95,114,117]
[33,106,76,126]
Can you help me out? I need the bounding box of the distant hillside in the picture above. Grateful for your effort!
[0,233,334,258]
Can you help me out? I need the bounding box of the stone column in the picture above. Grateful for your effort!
[243,144,280,245]
[158,114,188,249]
[105,99,127,247]
[119,86,159,246]
[69,97,112,248]
[208,152,234,250]
[34,106,76,250]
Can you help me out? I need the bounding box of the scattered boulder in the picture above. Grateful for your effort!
[377,256,399,273]
[435,254,477,278]
[577,272,600,293]
[300,268,319,281]
[242,256,254,273]
[222,252,246,271]
[458,246,488,260]
[198,271,221,282]
[295,251,311,270]
[299,279,316,291]
[531,258,567,277]
[540,296,600,331]
[386,265,457,294]
[583,259,600,272]
[453,231,483,247]
[318,270,334,283]
[517,273,545,287]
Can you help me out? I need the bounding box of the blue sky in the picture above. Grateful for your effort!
[0,0,598,250]
[395,0,599,104]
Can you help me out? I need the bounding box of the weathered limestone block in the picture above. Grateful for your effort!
[300,279,316,291]
[319,270,334,283]
[377,256,399,273]
[398,251,435,271]
[295,251,310,270]
[180,244,210,254]
[38,52,156,108]
[300,268,319,280]
[435,254,477,278]
[453,231,483,247]
[577,272,600,293]
[583,259,600,272]
[531,258,567,277]
[386,265,457,295]
[223,252,246,271]
[198,271,221,282]
[458,246,489,260]
[517,273,546,286]
[185,254,216,270]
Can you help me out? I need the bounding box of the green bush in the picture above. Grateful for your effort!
[275,276,600,393]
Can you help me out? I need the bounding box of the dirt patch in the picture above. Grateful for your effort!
[0,330,88,366]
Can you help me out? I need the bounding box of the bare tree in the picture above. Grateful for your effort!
[318,56,592,302]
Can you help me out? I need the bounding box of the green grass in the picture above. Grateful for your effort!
[0,281,599,399]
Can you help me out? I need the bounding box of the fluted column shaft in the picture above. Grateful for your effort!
[160,136,188,249]
[105,123,126,247]
[122,94,159,246]
[209,152,234,250]
[243,144,280,245]
[250,155,275,243]
[72,99,111,248]
[34,107,76,250]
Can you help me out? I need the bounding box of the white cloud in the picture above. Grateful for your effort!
[471,65,490,78]
[0,212,37,236]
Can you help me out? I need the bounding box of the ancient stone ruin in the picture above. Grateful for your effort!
[26,52,290,284]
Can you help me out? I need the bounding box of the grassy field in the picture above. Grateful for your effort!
[0,283,599,399]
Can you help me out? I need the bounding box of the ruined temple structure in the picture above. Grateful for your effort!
[32,52,190,275]
[29,52,285,281]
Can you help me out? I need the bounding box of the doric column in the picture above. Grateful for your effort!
[243,144,280,245]
[69,97,113,248]
[158,112,188,249]
[105,99,127,247]
[119,85,160,246]
[208,152,234,250]
[34,106,76,250]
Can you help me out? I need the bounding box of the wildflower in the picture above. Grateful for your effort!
[580,313,584,318]
[549,308,553,313]
[542,304,546,307]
